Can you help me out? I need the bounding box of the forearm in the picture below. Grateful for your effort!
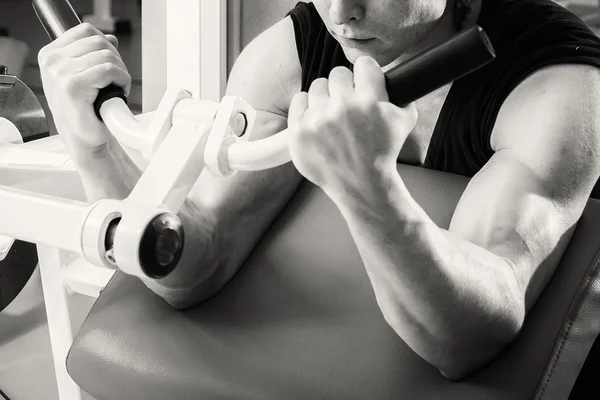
[68,136,141,201]
[68,136,226,305]
[332,173,525,379]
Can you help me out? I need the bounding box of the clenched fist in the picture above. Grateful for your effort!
[38,23,131,153]
[287,56,418,202]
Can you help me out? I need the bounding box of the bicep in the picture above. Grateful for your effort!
[448,153,573,309]
[185,17,303,271]
[448,65,600,311]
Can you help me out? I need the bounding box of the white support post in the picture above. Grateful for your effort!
[230,0,242,68]
[201,0,228,100]
[82,0,119,34]
[166,0,227,102]
[38,245,83,400]
[94,0,111,20]
[142,0,167,112]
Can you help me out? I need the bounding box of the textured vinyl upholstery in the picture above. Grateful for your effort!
[66,164,600,400]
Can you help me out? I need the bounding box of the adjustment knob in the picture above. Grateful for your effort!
[0,65,8,75]
[139,212,184,279]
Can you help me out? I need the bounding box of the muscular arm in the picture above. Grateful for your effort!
[333,64,600,379]
[72,18,303,308]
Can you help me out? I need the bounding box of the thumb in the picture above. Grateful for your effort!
[288,92,309,129]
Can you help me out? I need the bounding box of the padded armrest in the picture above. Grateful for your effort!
[66,164,600,400]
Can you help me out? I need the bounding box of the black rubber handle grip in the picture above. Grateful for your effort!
[384,26,495,106]
[32,0,127,120]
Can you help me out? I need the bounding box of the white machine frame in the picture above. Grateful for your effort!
[81,0,120,34]
[0,2,258,400]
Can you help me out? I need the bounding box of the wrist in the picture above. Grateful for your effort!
[328,164,408,215]
[66,137,115,167]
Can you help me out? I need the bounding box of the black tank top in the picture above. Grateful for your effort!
[286,0,600,178]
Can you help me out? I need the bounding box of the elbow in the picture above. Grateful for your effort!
[432,311,525,381]
[141,271,222,311]
[141,252,239,310]
[437,360,486,382]
[162,292,209,310]
[438,367,471,382]
[143,282,212,310]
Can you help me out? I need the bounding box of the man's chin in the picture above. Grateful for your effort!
[342,46,395,67]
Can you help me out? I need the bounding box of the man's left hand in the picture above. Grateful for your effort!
[287,56,418,200]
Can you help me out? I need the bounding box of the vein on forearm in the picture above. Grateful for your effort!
[335,176,523,360]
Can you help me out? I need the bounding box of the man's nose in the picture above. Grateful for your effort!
[329,0,365,25]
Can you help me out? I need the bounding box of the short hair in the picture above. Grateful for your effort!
[454,0,473,30]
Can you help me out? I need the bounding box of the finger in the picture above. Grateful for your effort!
[46,23,104,49]
[308,78,330,109]
[60,34,120,59]
[328,66,354,98]
[74,49,128,74]
[288,92,309,128]
[105,34,119,49]
[70,63,132,97]
[353,56,388,101]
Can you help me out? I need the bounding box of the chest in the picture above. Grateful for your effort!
[397,84,452,166]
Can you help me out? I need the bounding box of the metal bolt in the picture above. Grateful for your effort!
[230,112,248,137]
[105,248,117,267]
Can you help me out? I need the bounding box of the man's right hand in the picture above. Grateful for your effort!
[38,23,132,153]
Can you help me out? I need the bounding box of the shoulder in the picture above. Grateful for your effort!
[226,16,302,117]
[491,64,600,199]
[492,64,600,150]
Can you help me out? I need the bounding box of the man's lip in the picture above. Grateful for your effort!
[333,32,373,41]
[335,35,375,46]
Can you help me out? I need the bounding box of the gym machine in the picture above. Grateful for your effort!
[5,3,599,400]
[0,0,494,284]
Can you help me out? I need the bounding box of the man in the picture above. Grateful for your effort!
[37,0,600,380]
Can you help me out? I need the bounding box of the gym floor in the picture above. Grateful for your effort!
[0,1,599,400]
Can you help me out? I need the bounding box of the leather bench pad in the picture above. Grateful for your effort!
[66,165,600,400]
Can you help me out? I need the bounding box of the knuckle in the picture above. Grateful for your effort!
[311,77,329,89]
[38,49,59,69]
[90,35,107,48]
[60,76,79,95]
[47,57,71,78]
[80,23,98,35]
[37,47,48,65]
[357,97,377,113]
[329,66,351,79]
[303,113,321,133]
[375,102,394,121]
[100,48,117,61]
[327,98,349,119]
[291,91,304,103]
[53,62,71,78]
[100,62,118,74]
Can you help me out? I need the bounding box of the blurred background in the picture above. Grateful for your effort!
[0,0,298,131]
